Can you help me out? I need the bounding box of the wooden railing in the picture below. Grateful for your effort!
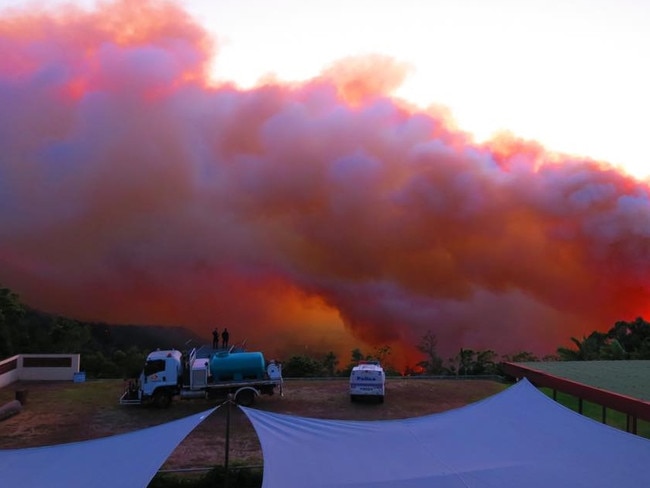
[501,362,650,433]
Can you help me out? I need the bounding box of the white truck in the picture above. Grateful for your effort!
[120,345,283,408]
[349,360,385,403]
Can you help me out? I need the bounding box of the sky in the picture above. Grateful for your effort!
[195,0,650,181]
[1,0,649,368]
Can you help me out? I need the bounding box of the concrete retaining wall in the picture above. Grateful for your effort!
[0,354,81,388]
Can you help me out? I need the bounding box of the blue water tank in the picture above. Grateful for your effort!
[209,351,266,381]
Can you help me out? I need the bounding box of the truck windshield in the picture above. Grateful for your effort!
[144,359,166,376]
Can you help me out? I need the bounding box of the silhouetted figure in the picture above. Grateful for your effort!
[221,328,230,349]
[212,328,219,349]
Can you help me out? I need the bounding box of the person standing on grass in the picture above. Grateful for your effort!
[212,328,219,349]
[221,328,230,349]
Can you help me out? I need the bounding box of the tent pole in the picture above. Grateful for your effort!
[224,394,233,488]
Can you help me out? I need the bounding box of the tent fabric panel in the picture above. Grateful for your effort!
[0,406,218,488]
[242,380,650,488]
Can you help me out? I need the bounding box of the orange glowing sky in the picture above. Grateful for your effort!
[1,0,649,368]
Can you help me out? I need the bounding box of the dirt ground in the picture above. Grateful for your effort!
[0,378,506,471]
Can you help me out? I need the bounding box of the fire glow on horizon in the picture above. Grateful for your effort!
[1,0,650,367]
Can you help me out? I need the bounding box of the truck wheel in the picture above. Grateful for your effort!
[153,390,172,408]
[235,389,255,407]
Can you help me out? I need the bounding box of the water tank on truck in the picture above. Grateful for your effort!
[210,351,267,381]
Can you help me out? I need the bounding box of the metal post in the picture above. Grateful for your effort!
[224,394,232,488]
[578,397,583,414]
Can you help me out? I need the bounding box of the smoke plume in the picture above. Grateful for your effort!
[2,0,650,368]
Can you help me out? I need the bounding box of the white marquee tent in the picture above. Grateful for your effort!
[241,379,650,488]
[0,406,217,487]
[3,380,650,487]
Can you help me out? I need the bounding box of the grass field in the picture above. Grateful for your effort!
[0,378,507,469]
[2,374,649,486]
[516,360,650,400]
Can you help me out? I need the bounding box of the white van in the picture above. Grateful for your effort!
[349,361,385,403]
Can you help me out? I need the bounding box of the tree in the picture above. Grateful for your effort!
[607,317,650,359]
[374,345,391,363]
[635,338,650,359]
[599,339,626,360]
[448,348,498,376]
[502,351,539,363]
[0,286,26,357]
[456,348,475,376]
[556,341,582,361]
[282,355,324,377]
[416,330,444,374]
[474,349,498,375]
[322,351,339,377]
[82,351,110,378]
[49,317,91,353]
[113,347,147,379]
[374,345,402,376]
[351,348,365,363]
[557,332,608,361]
[340,348,368,376]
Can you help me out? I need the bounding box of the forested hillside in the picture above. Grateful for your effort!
[0,285,203,378]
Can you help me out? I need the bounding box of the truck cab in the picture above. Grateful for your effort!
[130,349,183,407]
[349,360,385,403]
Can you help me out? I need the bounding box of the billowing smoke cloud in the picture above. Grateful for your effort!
[2,0,650,368]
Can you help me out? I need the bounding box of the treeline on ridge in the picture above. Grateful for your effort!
[2,285,650,379]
